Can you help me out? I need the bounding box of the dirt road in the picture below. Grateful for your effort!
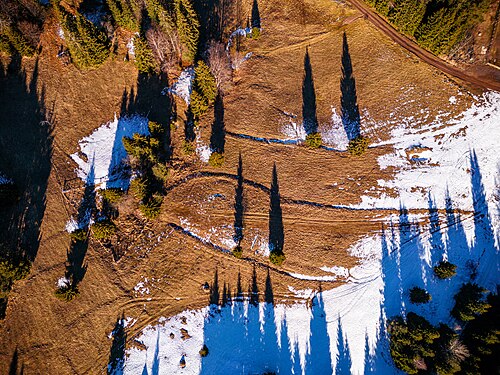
[348,0,500,91]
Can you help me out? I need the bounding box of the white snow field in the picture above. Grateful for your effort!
[71,114,149,189]
[114,92,500,374]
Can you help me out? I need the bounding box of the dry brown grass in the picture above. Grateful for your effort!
[0,0,478,373]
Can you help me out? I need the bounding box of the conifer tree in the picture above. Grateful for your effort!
[175,0,200,64]
[194,60,216,104]
[55,2,110,69]
[106,0,140,32]
[2,25,35,57]
[133,35,156,73]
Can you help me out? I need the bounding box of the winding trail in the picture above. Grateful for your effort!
[348,0,500,91]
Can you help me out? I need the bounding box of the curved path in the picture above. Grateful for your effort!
[348,0,500,91]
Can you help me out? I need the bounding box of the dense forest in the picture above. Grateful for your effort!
[364,0,492,55]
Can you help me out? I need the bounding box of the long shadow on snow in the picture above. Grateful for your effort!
[200,270,333,374]
[107,313,127,375]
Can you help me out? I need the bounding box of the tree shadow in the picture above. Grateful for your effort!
[108,313,127,375]
[9,348,19,375]
[444,187,469,266]
[233,153,244,245]
[251,0,261,29]
[0,55,53,263]
[469,149,498,285]
[380,223,403,318]
[340,32,361,141]
[210,91,225,154]
[334,315,352,374]
[305,288,334,374]
[184,106,196,143]
[302,47,318,135]
[428,192,445,266]
[269,163,284,255]
[209,268,220,306]
[249,265,259,306]
[264,268,274,305]
[65,163,96,289]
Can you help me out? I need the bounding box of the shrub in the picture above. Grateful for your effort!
[347,136,370,156]
[409,286,431,304]
[433,261,457,279]
[232,246,243,259]
[182,140,195,155]
[140,195,163,219]
[305,132,322,149]
[152,163,169,183]
[199,344,209,357]
[91,220,117,240]
[251,27,261,40]
[451,283,490,322]
[3,26,35,57]
[269,251,285,266]
[99,188,124,204]
[70,228,88,242]
[208,152,224,167]
[55,284,79,301]
[0,260,31,290]
[129,176,150,201]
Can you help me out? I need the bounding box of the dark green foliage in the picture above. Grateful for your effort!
[305,132,322,149]
[175,0,199,64]
[99,188,124,204]
[54,284,79,301]
[181,140,195,155]
[365,0,491,55]
[429,324,468,375]
[388,312,440,374]
[152,163,169,182]
[107,0,140,31]
[91,220,117,240]
[0,34,13,54]
[55,3,110,69]
[347,136,370,156]
[0,182,19,206]
[139,195,163,219]
[410,286,431,304]
[199,344,209,357]
[123,121,166,164]
[129,175,151,201]
[189,90,209,119]
[0,257,30,299]
[208,152,224,167]
[251,27,261,40]
[133,35,157,74]
[434,261,457,279]
[232,245,243,259]
[193,61,216,105]
[460,292,499,374]
[145,0,175,33]
[70,228,88,242]
[2,26,35,57]
[269,251,285,266]
[451,282,490,322]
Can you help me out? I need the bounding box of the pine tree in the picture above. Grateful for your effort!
[106,0,140,32]
[175,0,200,64]
[194,60,217,104]
[3,25,35,57]
[55,3,110,69]
[133,35,156,73]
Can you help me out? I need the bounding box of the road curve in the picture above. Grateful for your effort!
[347,0,500,91]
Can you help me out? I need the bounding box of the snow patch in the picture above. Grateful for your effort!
[163,67,194,104]
[71,114,149,189]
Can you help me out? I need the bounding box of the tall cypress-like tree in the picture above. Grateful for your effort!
[175,0,200,64]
